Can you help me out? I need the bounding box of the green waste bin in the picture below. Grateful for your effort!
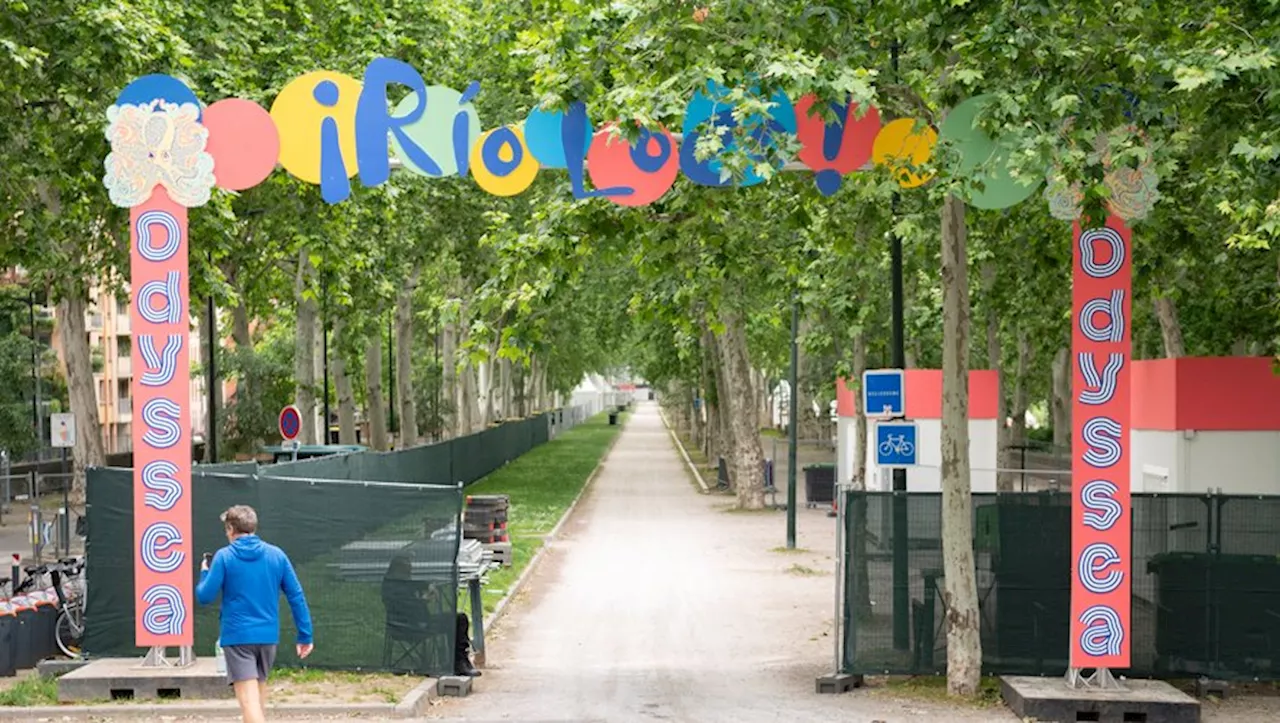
[803,464,836,507]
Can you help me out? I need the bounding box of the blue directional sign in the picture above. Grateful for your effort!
[862,369,905,418]
[875,421,918,468]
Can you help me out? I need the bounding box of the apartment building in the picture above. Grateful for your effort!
[79,285,211,455]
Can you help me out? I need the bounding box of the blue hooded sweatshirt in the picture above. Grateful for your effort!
[196,535,313,646]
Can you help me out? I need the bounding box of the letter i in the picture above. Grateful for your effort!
[314,80,351,203]
[453,81,481,177]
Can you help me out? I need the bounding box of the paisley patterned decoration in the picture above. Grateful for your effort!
[1098,129,1160,221]
[104,101,215,208]
[1045,125,1160,223]
[1044,169,1084,221]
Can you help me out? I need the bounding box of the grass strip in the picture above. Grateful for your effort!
[460,412,624,617]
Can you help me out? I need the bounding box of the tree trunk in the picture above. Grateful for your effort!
[939,193,982,697]
[1009,332,1031,443]
[849,328,873,621]
[705,328,731,465]
[314,301,325,441]
[717,308,766,509]
[331,318,357,445]
[442,321,457,438]
[1052,345,1071,450]
[293,250,318,445]
[752,365,762,427]
[57,292,104,506]
[395,269,420,447]
[201,296,215,463]
[984,263,1015,491]
[1001,331,1031,492]
[795,315,814,440]
[365,327,388,451]
[460,362,478,436]
[227,286,261,450]
[1153,295,1185,358]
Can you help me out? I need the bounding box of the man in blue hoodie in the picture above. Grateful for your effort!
[197,505,313,723]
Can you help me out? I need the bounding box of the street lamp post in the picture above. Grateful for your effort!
[207,251,218,464]
[786,293,799,549]
[29,291,42,454]
[889,38,911,652]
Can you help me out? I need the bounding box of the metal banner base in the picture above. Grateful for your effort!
[140,645,197,668]
[1065,666,1123,690]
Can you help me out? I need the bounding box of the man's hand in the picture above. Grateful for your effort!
[297,643,313,659]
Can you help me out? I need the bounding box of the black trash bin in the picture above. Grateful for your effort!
[0,606,16,677]
[608,412,618,425]
[33,594,57,662]
[12,598,39,670]
[803,464,836,507]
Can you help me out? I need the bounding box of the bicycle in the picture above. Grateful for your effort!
[879,433,914,457]
[49,558,85,659]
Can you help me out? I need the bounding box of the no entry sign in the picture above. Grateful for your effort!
[279,405,302,442]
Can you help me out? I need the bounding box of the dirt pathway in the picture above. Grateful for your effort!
[432,401,1012,722]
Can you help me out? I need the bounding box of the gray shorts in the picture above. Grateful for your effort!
[224,644,277,684]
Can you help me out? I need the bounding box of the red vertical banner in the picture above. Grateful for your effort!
[130,187,194,646]
[1070,217,1132,669]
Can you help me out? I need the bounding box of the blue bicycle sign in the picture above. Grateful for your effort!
[875,421,918,467]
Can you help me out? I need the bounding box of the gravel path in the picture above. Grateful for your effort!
[431,401,1014,722]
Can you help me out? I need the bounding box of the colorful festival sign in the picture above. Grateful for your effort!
[105,62,1158,654]
[1070,218,1133,669]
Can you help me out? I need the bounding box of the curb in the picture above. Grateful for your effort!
[0,701,398,720]
[482,415,628,636]
[394,676,441,717]
[659,407,709,493]
[11,677,440,721]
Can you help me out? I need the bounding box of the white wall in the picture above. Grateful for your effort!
[1130,430,1180,493]
[1132,429,1280,495]
[858,418,999,492]
[837,417,854,487]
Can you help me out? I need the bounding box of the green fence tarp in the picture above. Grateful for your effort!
[83,410,577,673]
[841,491,1280,680]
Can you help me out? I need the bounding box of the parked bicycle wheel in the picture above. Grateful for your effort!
[55,607,83,659]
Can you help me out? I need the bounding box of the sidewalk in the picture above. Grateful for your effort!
[436,401,1013,722]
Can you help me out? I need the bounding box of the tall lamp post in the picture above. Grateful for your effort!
[888,38,911,652]
[206,251,218,464]
[786,293,799,549]
[29,291,42,454]
[321,271,330,446]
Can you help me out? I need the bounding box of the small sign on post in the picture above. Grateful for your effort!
[279,405,301,462]
[49,412,76,557]
[50,413,76,448]
[862,369,905,419]
[875,421,918,468]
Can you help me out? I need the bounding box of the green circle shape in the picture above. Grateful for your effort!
[941,95,1042,210]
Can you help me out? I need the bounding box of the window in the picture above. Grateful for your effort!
[116,297,129,318]
[117,336,131,357]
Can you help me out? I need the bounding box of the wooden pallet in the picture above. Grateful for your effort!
[482,541,513,566]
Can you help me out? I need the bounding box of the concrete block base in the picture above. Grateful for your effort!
[815,673,861,694]
[57,658,233,703]
[1002,675,1200,723]
[38,658,90,679]
[438,675,472,697]
[1195,678,1229,699]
